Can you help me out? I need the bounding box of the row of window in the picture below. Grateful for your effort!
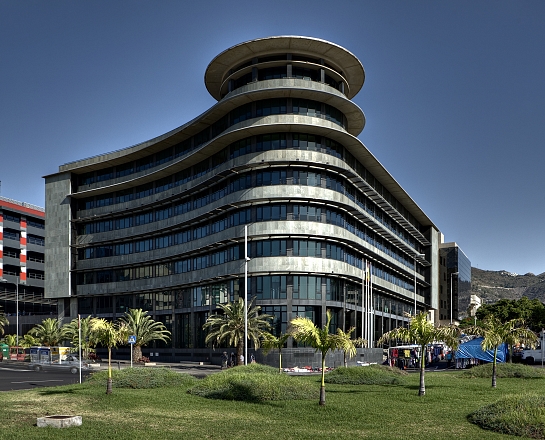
[78,165,418,250]
[2,230,44,246]
[1,213,45,229]
[2,247,43,263]
[78,203,416,271]
[75,278,415,344]
[76,237,417,293]
[76,97,347,189]
[228,54,343,94]
[76,135,421,242]
[230,53,339,74]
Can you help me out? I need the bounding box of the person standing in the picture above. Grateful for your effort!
[446,351,453,369]
[221,352,228,370]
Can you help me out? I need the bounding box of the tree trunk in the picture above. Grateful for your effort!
[237,341,244,365]
[492,347,498,388]
[418,344,426,396]
[319,385,326,406]
[319,352,326,406]
[106,348,112,394]
[133,345,143,363]
[279,349,283,373]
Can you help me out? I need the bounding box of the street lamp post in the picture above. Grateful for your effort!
[450,272,459,325]
[16,279,19,347]
[244,225,250,366]
[413,253,425,315]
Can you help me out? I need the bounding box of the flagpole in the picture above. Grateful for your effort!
[369,264,373,348]
[244,225,248,366]
[361,259,365,342]
[366,262,370,345]
[78,314,82,384]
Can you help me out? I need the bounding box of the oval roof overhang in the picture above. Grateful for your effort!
[205,36,365,101]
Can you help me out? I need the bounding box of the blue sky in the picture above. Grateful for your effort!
[1,1,544,275]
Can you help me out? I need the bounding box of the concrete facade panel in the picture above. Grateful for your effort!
[44,172,72,299]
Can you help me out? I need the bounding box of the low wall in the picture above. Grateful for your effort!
[107,347,386,368]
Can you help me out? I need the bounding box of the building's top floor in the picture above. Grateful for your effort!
[0,196,45,219]
[439,241,471,262]
[204,35,365,101]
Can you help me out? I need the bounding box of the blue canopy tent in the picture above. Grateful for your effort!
[455,337,508,363]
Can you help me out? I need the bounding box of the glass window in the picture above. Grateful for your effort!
[258,66,287,80]
[156,291,172,311]
[96,296,112,314]
[156,148,173,165]
[256,133,286,151]
[96,167,114,182]
[115,189,134,204]
[256,98,287,117]
[116,162,135,178]
[231,103,252,125]
[136,293,153,311]
[135,183,154,199]
[115,295,134,314]
[136,155,155,172]
[78,297,93,315]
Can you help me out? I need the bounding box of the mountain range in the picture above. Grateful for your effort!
[471,268,545,304]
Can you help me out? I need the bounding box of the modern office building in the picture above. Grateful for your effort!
[45,36,445,362]
[437,241,472,324]
[0,196,57,337]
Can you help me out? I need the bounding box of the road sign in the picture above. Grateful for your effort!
[128,335,136,344]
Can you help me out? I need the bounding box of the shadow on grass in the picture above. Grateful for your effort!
[38,388,79,396]
[405,384,439,391]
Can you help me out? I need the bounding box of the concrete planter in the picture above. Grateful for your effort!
[37,415,82,428]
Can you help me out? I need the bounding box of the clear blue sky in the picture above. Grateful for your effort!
[1,1,544,275]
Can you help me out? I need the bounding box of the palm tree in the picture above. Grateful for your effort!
[466,316,537,388]
[62,316,98,359]
[0,313,8,336]
[261,331,291,372]
[19,333,39,349]
[118,309,171,362]
[29,318,66,346]
[2,334,16,347]
[336,327,359,367]
[290,310,351,405]
[203,297,272,365]
[90,318,128,394]
[378,312,459,396]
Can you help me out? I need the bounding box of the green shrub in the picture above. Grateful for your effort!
[221,363,281,375]
[187,367,316,402]
[325,365,407,385]
[460,363,545,379]
[86,367,197,389]
[468,393,545,438]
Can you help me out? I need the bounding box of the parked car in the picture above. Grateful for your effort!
[521,348,544,365]
[29,356,90,374]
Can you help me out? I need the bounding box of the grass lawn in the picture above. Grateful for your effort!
[2,369,543,439]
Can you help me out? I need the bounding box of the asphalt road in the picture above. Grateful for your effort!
[0,362,90,391]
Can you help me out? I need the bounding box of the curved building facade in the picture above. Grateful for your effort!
[45,36,441,362]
